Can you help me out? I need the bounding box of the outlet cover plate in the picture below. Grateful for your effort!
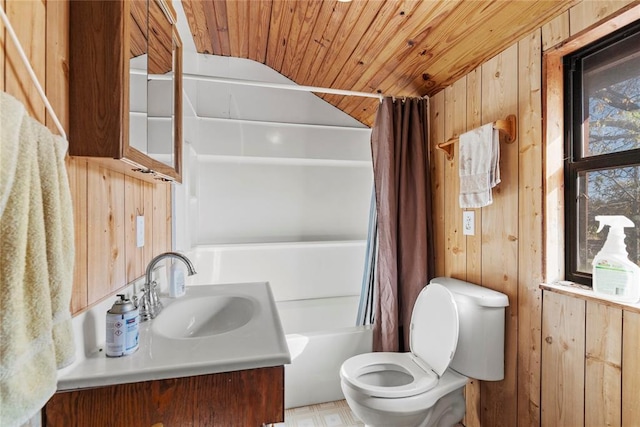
[463,211,475,236]
[136,215,145,247]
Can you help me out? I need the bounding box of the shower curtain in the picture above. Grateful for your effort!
[370,97,434,352]
[356,187,377,327]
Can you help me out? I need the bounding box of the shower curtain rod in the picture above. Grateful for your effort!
[182,73,385,101]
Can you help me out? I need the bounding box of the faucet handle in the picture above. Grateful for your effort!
[138,288,153,321]
[149,280,164,314]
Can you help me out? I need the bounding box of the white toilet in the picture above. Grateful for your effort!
[340,277,509,427]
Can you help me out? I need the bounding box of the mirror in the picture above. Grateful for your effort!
[147,0,178,171]
[129,0,148,154]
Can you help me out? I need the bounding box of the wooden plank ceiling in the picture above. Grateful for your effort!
[182,0,578,126]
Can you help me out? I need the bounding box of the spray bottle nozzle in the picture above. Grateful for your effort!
[595,215,635,233]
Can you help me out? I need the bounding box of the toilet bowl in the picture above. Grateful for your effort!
[340,277,508,427]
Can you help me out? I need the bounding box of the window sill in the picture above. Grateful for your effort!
[540,282,640,314]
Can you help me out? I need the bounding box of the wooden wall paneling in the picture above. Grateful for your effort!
[87,163,126,303]
[129,1,147,59]
[67,157,88,314]
[44,0,69,135]
[152,182,171,256]
[210,0,232,56]
[541,12,569,52]
[225,0,249,58]
[541,291,586,427]
[517,29,544,427]
[465,67,482,286]
[462,67,482,427]
[165,184,172,250]
[315,1,384,90]
[293,0,346,84]
[569,0,636,35]
[302,1,367,89]
[479,43,519,427]
[321,0,413,108]
[385,2,576,107]
[340,1,463,120]
[248,0,272,63]
[4,0,45,122]
[265,0,298,72]
[622,310,640,427]
[429,91,445,278]
[148,2,173,75]
[211,0,231,56]
[143,181,155,267]
[125,175,144,283]
[585,302,622,427]
[542,49,565,284]
[443,78,467,280]
[328,0,422,111]
[180,0,215,55]
[3,0,173,315]
[279,0,315,78]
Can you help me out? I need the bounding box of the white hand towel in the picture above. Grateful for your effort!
[458,123,501,208]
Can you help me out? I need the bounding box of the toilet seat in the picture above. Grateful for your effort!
[340,283,460,399]
[341,352,438,398]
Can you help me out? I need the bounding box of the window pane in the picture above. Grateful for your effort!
[582,30,640,158]
[576,166,640,274]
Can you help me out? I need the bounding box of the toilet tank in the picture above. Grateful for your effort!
[430,277,509,381]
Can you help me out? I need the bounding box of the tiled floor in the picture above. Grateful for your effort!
[277,400,364,427]
[275,399,466,427]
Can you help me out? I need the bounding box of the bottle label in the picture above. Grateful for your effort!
[594,260,633,296]
[106,309,139,357]
[124,311,140,354]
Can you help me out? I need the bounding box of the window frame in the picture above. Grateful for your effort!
[563,21,640,286]
[543,4,640,288]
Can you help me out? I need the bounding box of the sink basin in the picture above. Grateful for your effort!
[56,282,291,391]
[152,295,256,339]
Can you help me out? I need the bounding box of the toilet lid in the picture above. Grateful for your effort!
[410,283,459,377]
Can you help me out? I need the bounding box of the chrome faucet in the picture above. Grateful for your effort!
[138,251,197,322]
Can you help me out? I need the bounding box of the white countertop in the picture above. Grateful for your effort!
[57,282,291,391]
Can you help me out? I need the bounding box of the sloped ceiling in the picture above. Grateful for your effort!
[181,0,578,126]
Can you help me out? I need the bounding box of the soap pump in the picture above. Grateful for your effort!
[592,215,640,303]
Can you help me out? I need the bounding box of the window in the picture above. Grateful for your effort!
[564,21,640,286]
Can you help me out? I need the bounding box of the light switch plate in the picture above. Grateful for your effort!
[136,215,145,247]
[463,211,475,236]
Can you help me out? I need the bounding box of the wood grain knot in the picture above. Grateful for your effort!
[545,336,553,344]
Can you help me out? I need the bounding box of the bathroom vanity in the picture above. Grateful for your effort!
[44,367,284,426]
[44,282,290,426]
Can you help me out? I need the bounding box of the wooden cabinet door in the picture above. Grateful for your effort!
[44,367,285,427]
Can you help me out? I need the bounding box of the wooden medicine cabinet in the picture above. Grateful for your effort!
[69,0,182,183]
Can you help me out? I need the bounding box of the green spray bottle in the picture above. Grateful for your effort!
[592,215,640,303]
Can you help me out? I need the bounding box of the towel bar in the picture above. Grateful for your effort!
[436,114,517,161]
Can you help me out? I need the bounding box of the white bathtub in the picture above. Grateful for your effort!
[187,241,373,409]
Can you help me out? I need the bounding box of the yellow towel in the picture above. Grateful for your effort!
[0,91,75,427]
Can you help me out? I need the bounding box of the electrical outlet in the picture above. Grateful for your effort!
[463,211,475,236]
[136,215,145,247]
